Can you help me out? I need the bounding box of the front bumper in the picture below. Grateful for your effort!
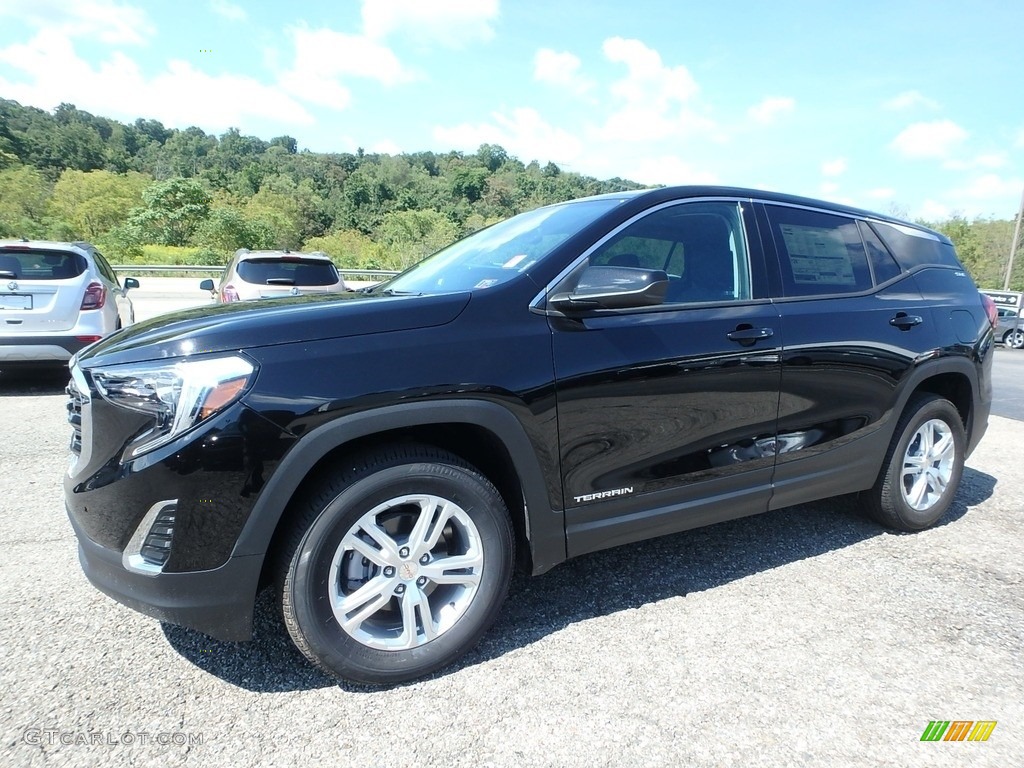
[69,505,263,641]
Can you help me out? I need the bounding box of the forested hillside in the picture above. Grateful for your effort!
[0,97,1020,288]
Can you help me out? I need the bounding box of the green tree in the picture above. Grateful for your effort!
[129,177,211,246]
[0,165,51,237]
[48,169,151,239]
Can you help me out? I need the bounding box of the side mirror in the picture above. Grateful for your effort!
[549,266,668,311]
[199,279,216,293]
[123,277,140,290]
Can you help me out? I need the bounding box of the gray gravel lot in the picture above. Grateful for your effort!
[1,301,1022,766]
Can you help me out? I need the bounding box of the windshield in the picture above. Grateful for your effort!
[379,198,625,294]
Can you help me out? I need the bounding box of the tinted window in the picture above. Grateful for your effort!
[0,248,86,280]
[94,251,120,284]
[588,201,751,304]
[237,258,340,286]
[859,221,902,284]
[765,206,872,296]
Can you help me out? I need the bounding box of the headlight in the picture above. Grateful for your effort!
[92,355,256,459]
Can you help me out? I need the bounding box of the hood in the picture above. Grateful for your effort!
[77,290,472,367]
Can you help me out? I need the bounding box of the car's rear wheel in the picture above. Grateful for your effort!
[1004,329,1024,349]
[863,394,965,531]
[279,445,514,685]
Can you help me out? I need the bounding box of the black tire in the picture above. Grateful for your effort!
[863,394,965,532]
[279,444,514,685]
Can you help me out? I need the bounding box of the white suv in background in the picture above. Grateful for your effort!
[200,249,347,303]
[0,240,138,367]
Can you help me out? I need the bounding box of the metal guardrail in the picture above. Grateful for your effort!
[112,265,401,278]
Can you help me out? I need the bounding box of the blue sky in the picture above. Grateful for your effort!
[1,0,1022,220]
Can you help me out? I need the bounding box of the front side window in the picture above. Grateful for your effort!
[585,201,752,304]
[766,206,872,296]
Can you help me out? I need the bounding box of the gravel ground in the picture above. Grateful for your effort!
[1,358,1021,766]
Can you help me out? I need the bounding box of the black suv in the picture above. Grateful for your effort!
[65,187,995,684]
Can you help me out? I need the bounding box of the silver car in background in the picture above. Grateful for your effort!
[0,240,138,367]
[996,306,1023,348]
[200,249,347,303]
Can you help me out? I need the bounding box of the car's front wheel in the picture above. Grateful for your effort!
[1003,329,1024,349]
[279,445,514,685]
[864,394,965,531]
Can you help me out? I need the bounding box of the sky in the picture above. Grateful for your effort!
[1,0,1022,221]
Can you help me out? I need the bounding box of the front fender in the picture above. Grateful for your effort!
[230,399,566,575]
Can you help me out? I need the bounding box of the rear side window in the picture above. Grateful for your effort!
[0,248,86,280]
[765,206,872,296]
[859,221,903,284]
[236,258,340,286]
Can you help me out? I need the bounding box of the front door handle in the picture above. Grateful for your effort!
[727,326,774,344]
[889,313,923,330]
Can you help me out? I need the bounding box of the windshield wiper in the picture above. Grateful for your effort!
[377,288,422,296]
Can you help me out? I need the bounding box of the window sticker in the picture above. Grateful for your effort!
[779,224,856,285]
[502,254,528,269]
[474,278,499,289]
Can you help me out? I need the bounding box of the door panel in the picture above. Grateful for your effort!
[549,200,782,555]
[758,204,940,506]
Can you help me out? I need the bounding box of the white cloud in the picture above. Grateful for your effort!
[819,181,840,196]
[916,199,952,221]
[369,139,402,155]
[890,120,968,159]
[434,108,583,164]
[867,187,896,199]
[599,37,713,143]
[883,90,938,111]
[821,158,847,177]
[0,30,314,128]
[624,155,718,187]
[211,0,246,22]
[277,25,416,109]
[361,0,499,47]
[0,0,153,44]
[747,96,794,125]
[943,153,1007,171]
[534,49,593,95]
[952,173,1023,201]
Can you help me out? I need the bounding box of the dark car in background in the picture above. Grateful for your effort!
[200,249,346,303]
[1,239,138,367]
[65,186,994,685]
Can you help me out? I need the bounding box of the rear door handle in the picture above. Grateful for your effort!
[889,313,923,330]
[727,327,774,343]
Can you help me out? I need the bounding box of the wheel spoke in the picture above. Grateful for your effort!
[335,575,394,633]
[907,474,929,508]
[421,551,483,586]
[396,587,437,648]
[930,432,954,462]
[343,530,394,567]
[407,495,453,556]
[358,520,402,562]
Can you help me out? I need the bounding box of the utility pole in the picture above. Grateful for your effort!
[1005,186,1024,291]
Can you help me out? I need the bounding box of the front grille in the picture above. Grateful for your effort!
[66,381,85,455]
